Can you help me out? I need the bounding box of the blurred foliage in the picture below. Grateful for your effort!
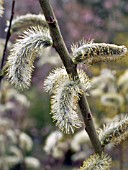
[51,0,128,47]
[26,88,51,129]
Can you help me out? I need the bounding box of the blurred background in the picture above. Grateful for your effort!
[0,0,128,169]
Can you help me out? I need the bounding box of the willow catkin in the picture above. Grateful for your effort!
[6,26,53,90]
[44,67,90,133]
[0,0,4,17]
[6,14,48,33]
[80,153,112,170]
[71,40,127,65]
[51,76,83,134]
[98,114,128,146]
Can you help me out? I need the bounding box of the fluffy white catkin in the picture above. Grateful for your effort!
[6,26,53,89]
[44,67,90,133]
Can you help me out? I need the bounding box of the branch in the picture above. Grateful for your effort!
[0,0,15,84]
[38,0,103,155]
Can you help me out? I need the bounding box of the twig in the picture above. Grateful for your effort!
[119,142,124,170]
[38,0,103,155]
[0,0,15,84]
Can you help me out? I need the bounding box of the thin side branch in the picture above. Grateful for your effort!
[0,0,15,84]
[39,0,103,154]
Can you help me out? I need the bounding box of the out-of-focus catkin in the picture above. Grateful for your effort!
[0,0,4,17]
